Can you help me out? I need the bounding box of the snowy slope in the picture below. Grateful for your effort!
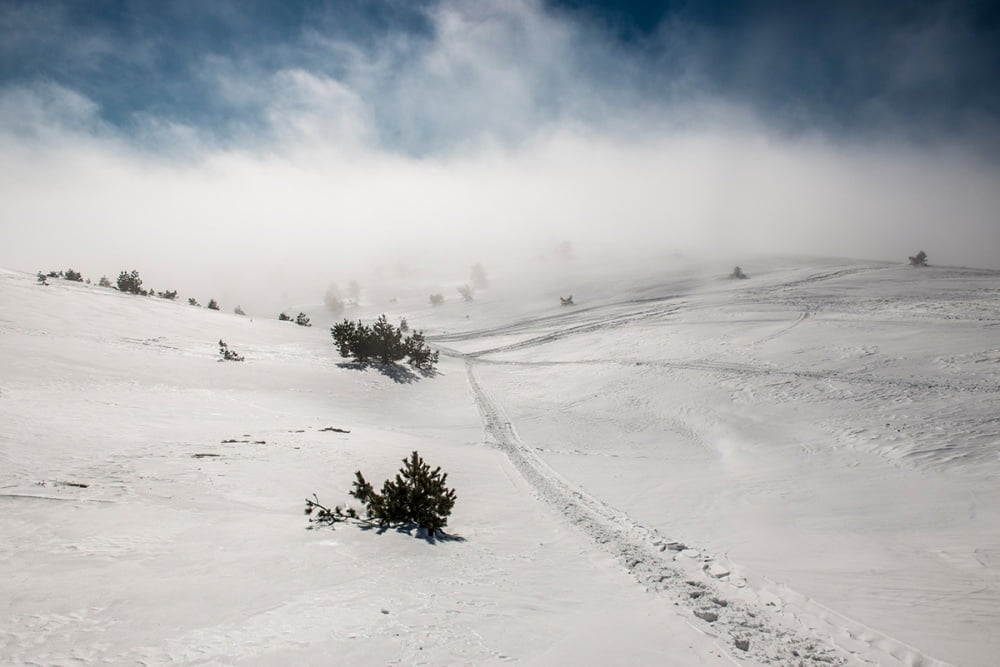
[1,257,998,666]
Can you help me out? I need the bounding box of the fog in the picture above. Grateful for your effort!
[2,1,998,314]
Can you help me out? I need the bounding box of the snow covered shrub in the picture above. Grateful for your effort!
[64,269,83,282]
[278,312,292,321]
[207,299,220,311]
[188,297,200,307]
[36,272,48,285]
[117,270,143,294]
[159,290,178,300]
[350,451,457,536]
[330,315,438,370]
[295,312,311,327]
[218,340,244,362]
[457,284,474,301]
[730,266,748,279]
[429,293,444,306]
[234,305,246,316]
[909,250,928,266]
[98,275,112,288]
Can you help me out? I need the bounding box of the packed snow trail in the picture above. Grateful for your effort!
[465,361,952,667]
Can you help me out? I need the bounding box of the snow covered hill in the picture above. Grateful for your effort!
[1,256,998,665]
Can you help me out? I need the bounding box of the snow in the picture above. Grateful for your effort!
[1,256,998,665]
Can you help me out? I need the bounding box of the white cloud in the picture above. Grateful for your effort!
[1,0,998,312]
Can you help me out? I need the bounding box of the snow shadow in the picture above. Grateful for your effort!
[359,521,466,545]
[336,361,440,384]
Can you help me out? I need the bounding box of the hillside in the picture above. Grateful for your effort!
[2,256,998,666]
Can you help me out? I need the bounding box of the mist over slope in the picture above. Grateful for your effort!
[1,254,998,665]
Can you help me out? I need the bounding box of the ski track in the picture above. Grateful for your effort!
[465,361,953,667]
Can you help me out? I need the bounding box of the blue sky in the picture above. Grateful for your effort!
[2,0,999,299]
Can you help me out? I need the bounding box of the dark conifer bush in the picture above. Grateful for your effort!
[207,299,220,311]
[117,270,143,294]
[909,250,928,266]
[278,312,292,321]
[399,317,409,332]
[64,269,83,282]
[159,290,178,300]
[349,451,457,536]
[36,272,48,285]
[98,275,112,288]
[189,297,200,307]
[218,340,244,362]
[295,312,311,327]
[330,315,438,370]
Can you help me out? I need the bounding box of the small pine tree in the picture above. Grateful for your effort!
[218,340,244,362]
[295,312,311,327]
[207,299,220,311]
[349,451,457,536]
[98,275,112,288]
[399,317,409,332]
[404,330,439,370]
[730,266,748,279]
[160,290,178,300]
[189,297,200,307]
[234,305,246,316]
[117,270,143,294]
[278,312,292,321]
[909,250,928,266]
[64,269,83,282]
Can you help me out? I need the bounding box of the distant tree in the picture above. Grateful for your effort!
[429,293,444,306]
[159,290,178,300]
[64,269,83,282]
[399,317,409,332]
[295,312,311,327]
[324,285,345,315]
[47,270,62,278]
[85,278,91,284]
[908,250,928,266]
[36,272,48,285]
[188,297,201,307]
[218,339,244,362]
[346,280,361,303]
[234,305,246,316]
[730,266,748,279]
[331,315,438,370]
[117,270,143,294]
[98,275,112,288]
[456,284,474,302]
[470,262,489,289]
[207,299,220,311]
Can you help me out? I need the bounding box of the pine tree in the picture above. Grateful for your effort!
[349,451,457,536]
[207,299,220,310]
[117,270,143,294]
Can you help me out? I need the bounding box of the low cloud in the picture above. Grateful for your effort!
[2,0,998,311]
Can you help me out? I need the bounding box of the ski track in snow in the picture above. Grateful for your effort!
[464,361,952,667]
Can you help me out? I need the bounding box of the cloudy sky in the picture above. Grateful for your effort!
[2,0,999,303]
